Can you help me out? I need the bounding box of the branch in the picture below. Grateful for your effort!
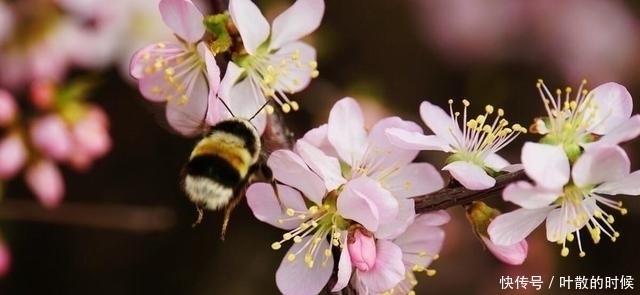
[413,170,529,213]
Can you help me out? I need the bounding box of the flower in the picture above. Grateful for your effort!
[30,114,74,161]
[387,99,526,190]
[246,149,399,295]
[0,133,27,179]
[0,90,17,125]
[130,0,220,136]
[221,0,323,113]
[533,80,640,159]
[25,160,65,208]
[488,143,640,257]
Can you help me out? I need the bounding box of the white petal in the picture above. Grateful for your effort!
[488,207,552,246]
[443,161,495,190]
[270,0,324,49]
[374,198,415,240]
[521,142,569,190]
[483,153,510,171]
[594,170,640,196]
[246,183,307,230]
[327,97,368,165]
[572,144,629,187]
[267,150,326,204]
[294,140,346,191]
[356,240,405,293]
[385,163,444,198]
[503,181,560,209]
[338,176,398,232]
[229,0,269,55]
[419,100,461,147]
[276,237,333,295]
[586,82,633,134]
[270,41,316,93]
[366,117,422,172]
[385,128,453,152]
[159,0,204,43]
[591,115,640,146]
[331,237,352,292]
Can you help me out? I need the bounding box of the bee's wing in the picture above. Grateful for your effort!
[261,107,294,153]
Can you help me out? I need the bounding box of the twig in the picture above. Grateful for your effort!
[0,199,176,233]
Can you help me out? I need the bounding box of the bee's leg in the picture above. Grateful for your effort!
[191,204,204,227]
[220,194,244,240]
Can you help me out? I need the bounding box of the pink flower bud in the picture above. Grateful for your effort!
[0,133,27,179]
[30,80,56,110]
[30,114,73,161]
[482,236,528,265]
[71,108,111,158]
[0,89,17,126]
[25,160,65,208]
[348,229,377,271]
[0,240,10,277]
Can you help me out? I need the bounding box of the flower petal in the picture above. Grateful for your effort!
[203,47,223,126]
[366,117,422,170]
[25,160,65,208]
[374,197,415,240]
[0,133,27,178]
[483,153,510,171]
[270,0,324,49]
[420,100,462,146]
[164,67,208,136]
[572,144,629,187]
[356,240,405,293]
[301,124,338,157]
[393,213,447,267]
[267,150,326,204]
[521,142,569,190]
[593,170,640,196]
[338,176,398,232]
[443,161,495,190]
[385,128,453,152]
[586,82,633,135]
[503,181,561,209]
[159,0,204,43]
[331,237,352,292]
[590,115,640,146]
[385,163,444,198]
[229,0,269,55]
[327,97,368,165]
[488,207,552,246]
[481,236,528,265]
[294,140,346,191]
[276,237,333,295]
[246,183,307,230]
[271,41,316,93]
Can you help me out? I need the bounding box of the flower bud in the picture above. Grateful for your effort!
[25,160,64,208]
[71,107,111,158]
[348,229,377,271]
[481,236,528,265]
[0,133,27,179]
[30,80,56,110]
[30,114,73,161]
[0,90,17,126]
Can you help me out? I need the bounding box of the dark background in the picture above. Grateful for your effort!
[1,0,640,294]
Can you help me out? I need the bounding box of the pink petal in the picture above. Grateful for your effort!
[395,221,445,268]
[545,201,592,242]
[164,73,208,136]
[415,210,451,227]
[594,170,640,196]
[71,110,111,158]
[521,142,569,190]
[419,100,462,146]
[229,0,269,55]
[385,128,453,152]
[267,150,326,204]
[30,114,73,161]
[356,240,405,293]
[443,161,495,190]
[159,0,204,43]
[25,160,65,208]
[327,97,368,165]
[503,181,561,209]
[348,229,377,271]
[294,140,346,191]
[483,153,510,171]
[572,144,629,187]
[374,198,415,240]
[271,41,316,93]
[488,207,551,246]
[338,176,398,232]
[0,90,16,126]
[592,115,640,146]
[270,0,324,49]
[220,74,268,134]
[217,61,243,104]
[385,163,444,198]
[481,236,528,265]
[366,117,421,170]
[331,241,352,292]
[276,237,333,295]
[0,133,27,178]
[301,124,338,157]
[587,82,632,135]
[246,183,307,230]
[203,48,223,126]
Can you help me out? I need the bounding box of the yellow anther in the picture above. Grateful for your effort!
[621,208,628,215]
[462,99,470,107]
[561,247,569,257]
[310,70,319,78]
[308,60,318,69]
[324,249,332,257]
[287,253,296,261]
[265,105,275,114]
[308,206,319,214]
[432,254,440,260]
[164,67,175,76]
[264,88,275,97]
[579,251,586,258]
[485,105,494,114]
[607,215,615,224]
[298,214,306,219]
[293,236,302,243]
[283,233,293,240]
[156,42,166,48]
[448,99,454,104]
[286,208,295,216]
[291,49,301,60]
[290,101,300,111]
[498,108,504,116]
[282,103,291,113]
[567,233,574,242]
[476,115,486,124]
[271,242,282,250]
[426,269,437,277]
[466,120,478,129]
[412,265,425,272]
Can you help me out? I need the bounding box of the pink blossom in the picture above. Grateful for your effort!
[71,107,111,158]
[481,236,527,265]
[221,0,323,113]
[25,160,65,208]
[29,80,56,110]
[387,99,525,190]
[130,0,220,137]
[0,133,27,179]
[0,238,10,277]
[0,89,17,125]
[348,229,377,271]
[489,143,640,257]
[30,114,74,161]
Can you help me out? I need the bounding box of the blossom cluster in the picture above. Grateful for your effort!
[247,98,449,295]
[489,80,640,257]
[129,0,323,136]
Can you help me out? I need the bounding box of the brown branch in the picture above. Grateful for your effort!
[0,199,176,233]
[414,170,529,213]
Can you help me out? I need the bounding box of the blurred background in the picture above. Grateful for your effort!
[1,0,640,294]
